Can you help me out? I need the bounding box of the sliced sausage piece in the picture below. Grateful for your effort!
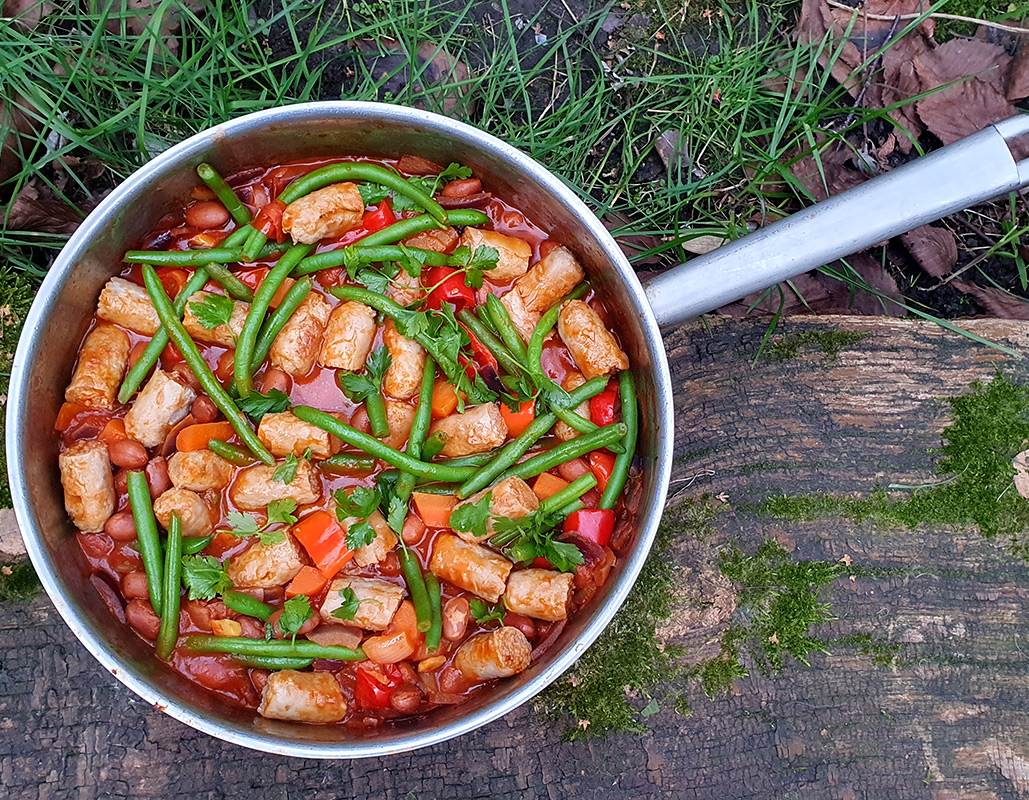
[59,440,115,533]
[382,319,426,400]
[153,487,214,537]
[65,325,130,409]
[453,476,538,544]
[282,181,364,245]
[553,371,588,442]
[557,299,629,381]
[318,301,376,370]
[428,403,508,457]
[459,227,531,282]
[320,576,404,631]
[387,270,423,307]
[429,533,512,603]
[499,286,539,344]
[97,276,160,335]
[514,245,585,316]
[167,450,234,491]
[453,626,532,682]
[258,669,347,723]
[269,291,331,377]
[229,460,320,511]
[402,226,458,254]
[124,369,197,448]
[504,568,574,621]
[257,411,332,459]
[225,533,305,588]
[383,399,416,451]
[349,510,398,568]
[182,291,249,347]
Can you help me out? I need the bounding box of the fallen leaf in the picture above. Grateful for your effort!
[1007,39,1029,102]
[653,129,690,176]
[3,0,51,29]
[768,633,780,644]
[355,39,472,113]
[952,281,1029,319]
[788,143,867,203]
[839,554,853,566]
[900,225,958,278]
[681,234,725,255]
[1014,450,1029,499]
[6,179,89,233]
[0,96,38,185]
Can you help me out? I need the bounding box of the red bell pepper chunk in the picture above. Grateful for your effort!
[590,381,618,426]
[500,399,536,437]
[291,510,354,578]
[354,663,404,710]
[563,509,615,547]
[588,450,617,493]
[456,321,499,376]
[157,267,188,300]
[425,266,475,312]
[252,199,287,242]
[361,197,396,233]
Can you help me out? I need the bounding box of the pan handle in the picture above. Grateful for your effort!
[643,115,1029,328]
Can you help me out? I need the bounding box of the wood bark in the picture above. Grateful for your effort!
[4,315,1029,799]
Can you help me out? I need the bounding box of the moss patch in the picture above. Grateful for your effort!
[0,561,41,602]
[934,0,1028,40]
[755,372,1029,554]
[767,330,868,364]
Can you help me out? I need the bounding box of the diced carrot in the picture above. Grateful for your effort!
[412,492,458,529]
[431,380,462,419]
[189,232,223,249]
[285,565,328,599]
[292,510,354,578]
[176,421,237,452]
[500,399,535,437]
[55,402,88,432]
[268,276,295,309]
[532,472,570,502]
[97,418,127,445]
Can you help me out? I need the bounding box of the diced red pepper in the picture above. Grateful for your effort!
[361,198,396,233]
[455,322,498,378]
[354,663,404,710]
[157,267,188,300]
[252,199,287,242]
[590,381,618,426]
[500,399,535,437]
[425,266,475,312]
[291,510,354,578]
[588,451,617,493]
[563,509,615,547]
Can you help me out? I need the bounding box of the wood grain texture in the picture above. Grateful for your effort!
[4,314,1029,800]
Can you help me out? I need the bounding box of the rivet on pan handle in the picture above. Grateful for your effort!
[644,114,1029,329]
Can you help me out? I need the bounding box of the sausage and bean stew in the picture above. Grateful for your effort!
[57,155,641,726]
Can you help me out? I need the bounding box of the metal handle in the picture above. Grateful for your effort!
[644,115,1029,328]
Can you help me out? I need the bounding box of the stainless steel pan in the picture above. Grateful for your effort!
[7,102,1029,758]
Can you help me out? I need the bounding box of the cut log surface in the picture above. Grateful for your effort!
[5,315,1029,799]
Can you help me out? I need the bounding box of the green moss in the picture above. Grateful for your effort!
[766,330,868,364]
[0,561,41,602]
[755,373,1029,555]
[934,0,1028,41]
[831,633,902,668]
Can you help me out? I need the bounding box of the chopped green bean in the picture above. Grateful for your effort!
[118,267,210,404]
[242,226,267,262]
[499,423,627,482]
[182,535,214,555]
[527,282,590,396]
[292,244,451,276]
[223,590,274,621]
[553,406,598,435]
[126,471,163,615]
[395,354,437,508]
[220,225,255,250]
[207,439,257,466]
[425,573,442,652]
[251,277,312,372]
[456,308,526,378]
[599,371,639,510]
[538,473,596,515]
[124,248,241,266]
[197,163,252,225]
[185,635,365,661]
[400,547,432,633]
[421,431,448,461]
[141,265,273,464]
[318,453,378,474]
[232,655,314,670]
[203,262,254,302]
[155,512,182,660]
[486,294,528,363]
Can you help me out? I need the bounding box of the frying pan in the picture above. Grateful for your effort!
[7,102,1029,758]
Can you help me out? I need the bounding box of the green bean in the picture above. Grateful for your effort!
[485,294,528,363]
[232,654,314,670]
[234,243,314,397]
[553,406,598,435]
[456,309,526,378]
[251,277,312,372]
[182,535,214,555]
[277,162,448,224]
[242,226,267,262]
[538,474,596,515]
[527,282,590,395]
[409,482,461,495]
[203,262,254,302]
[317,453,378,474]
[395,354,437,506]
[208,439,257,466]
[126,471,163,615]
[223,590,274,621]
[425,573,442,652]
[363,385,390,439]
[292,406,476,482]
[156,512,183,660]
[197,163,252,225]
[499,423,627,483]
[421,431,448,461]
[220,225,255,250]
[292,244,450,277]
[436,452,497,468]
[141,264,274,464]
[256,241,288,260]
[399,547,432,633]
[599,371,639,510]
[124,248,241,266]
[118,267,210,404]
[185,635,365,661]
[455,376,611,498]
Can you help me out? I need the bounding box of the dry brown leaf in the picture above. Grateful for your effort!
[952,280,1029,319]
[355,39,472,113]
[788,145,867,203]
[719,273,835,317]
[1013,450,1029,499]
[654,130,690,175]
[1008,40,1029,101]
[0,97,38,186]
[601,211,667,266]
[6,179,88,233]
[682,234,725,255]
[899,225,958,278]
[3,0,51,28]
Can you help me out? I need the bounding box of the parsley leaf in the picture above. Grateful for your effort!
[375,473,407,535]
[273,452,299,484]
[356,268,391,294]
[337,346,392,403]
[494,509,585,574]
[469,599,505,625]
[333,486,380,520]
[391,176,436,213]
[226,499,296,545]
[237,388,291,423]
[278,595,312,642]
[447,244,497,289]
[358,183,391,206]
[226,511,260,535]
[189,293,235,331]
[450,492,492,540]
[367,345,391,384]
[266,498,298,527]
[345,519,377,550]
[543,538,587,573]
[330,586,362,621]
[257,528,285,546]
[180,555,232,600]
[437,162,473,183]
